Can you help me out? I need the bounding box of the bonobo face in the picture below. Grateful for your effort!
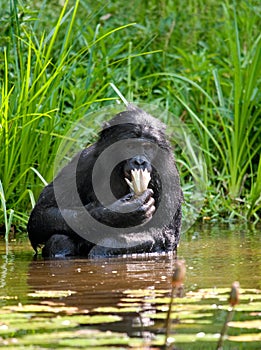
[110,137,161,201]
[123,139,155,179]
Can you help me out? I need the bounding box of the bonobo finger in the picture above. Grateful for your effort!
[139,203,155,223]
[145,205,156,218]
[143,198,155,213]
[121,192,134,202]
[146,196,155,208]
[137,188,154,204]
[139,197,155,216]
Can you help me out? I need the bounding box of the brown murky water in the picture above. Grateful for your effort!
[0,224,260,348]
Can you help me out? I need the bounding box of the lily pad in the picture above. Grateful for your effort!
[228,333,261,342]
[4,304,79,314]
[28,290,76,298]
[0,284,260,349]
[228,320,261,329]
[94,306,141,314]
[0,296,18,300]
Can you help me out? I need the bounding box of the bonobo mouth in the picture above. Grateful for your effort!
[124,155,152,195]
[124,155,152,179]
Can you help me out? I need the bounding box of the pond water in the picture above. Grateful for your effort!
[0,224,260,349]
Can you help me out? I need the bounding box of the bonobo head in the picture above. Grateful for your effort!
[98,104,170,203]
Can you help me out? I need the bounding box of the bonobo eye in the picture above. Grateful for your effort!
[142,141,158,160]
[125,139,158,161]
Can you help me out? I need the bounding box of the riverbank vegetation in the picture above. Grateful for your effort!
[0,0,260,234]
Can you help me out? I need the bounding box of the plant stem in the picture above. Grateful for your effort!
[164,285,176,349]
[216,307,235,350]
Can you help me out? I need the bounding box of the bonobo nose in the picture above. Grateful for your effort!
[134,156,146,166]
[130,155,152,171]
[124,155,152,177]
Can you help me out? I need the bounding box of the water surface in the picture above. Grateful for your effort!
[0,224,260,348]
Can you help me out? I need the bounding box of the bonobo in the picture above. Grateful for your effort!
[27,104,183,258]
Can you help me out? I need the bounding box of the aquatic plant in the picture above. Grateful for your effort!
[164,259,186,349]
[0,0,158,234]
[0,0,260,233]
[216,281,240,350]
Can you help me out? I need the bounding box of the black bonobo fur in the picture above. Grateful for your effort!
[27,105,183,258]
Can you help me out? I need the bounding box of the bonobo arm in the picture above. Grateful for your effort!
[28,188,155,251]
[28,206,85,251]
[88,200,182,259]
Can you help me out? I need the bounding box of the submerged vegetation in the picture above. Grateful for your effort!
[0,0,260,233]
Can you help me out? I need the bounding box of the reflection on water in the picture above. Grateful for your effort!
[0,224,260,346]
[0,224,260,307]
[27,254,178,311]
[180,224,261,290]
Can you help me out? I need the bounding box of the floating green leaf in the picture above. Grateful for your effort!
[4,304,79,314]
[228,333,261,342]
[28,290,76,298]
[228,320,261,329]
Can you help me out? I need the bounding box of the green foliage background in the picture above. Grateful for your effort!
[0,0,260,234]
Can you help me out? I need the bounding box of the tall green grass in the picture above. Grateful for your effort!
[137,1,261,221]
[0,0,162,234]
[1,0,82,230]
[0,0,260,234]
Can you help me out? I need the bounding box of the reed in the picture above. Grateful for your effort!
[164,260,186,349]
[216,281,240,350]
[0,0,157,232]
[0,0,260,231]
[139,2,261,220]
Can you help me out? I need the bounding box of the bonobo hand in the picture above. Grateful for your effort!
[89,189,155,228]
[109,189,155,225]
